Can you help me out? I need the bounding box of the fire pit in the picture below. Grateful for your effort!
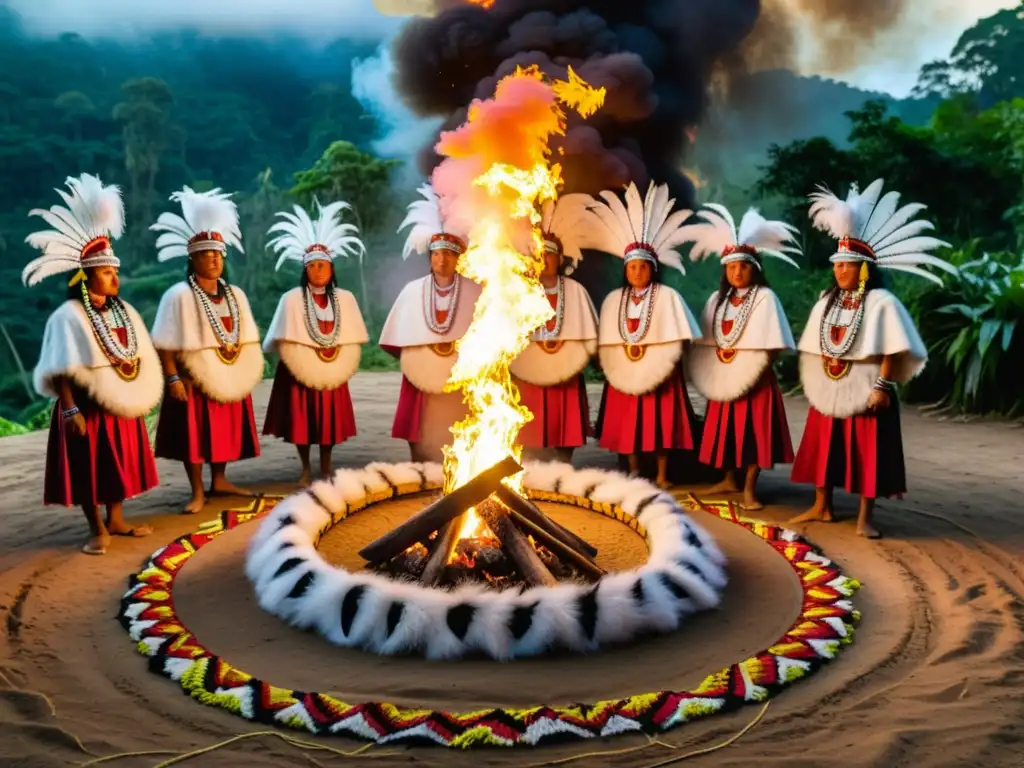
[245,460,726,660]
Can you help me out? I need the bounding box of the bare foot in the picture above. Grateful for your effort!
[108,522,153,537]
[741,494,764,511]
[788,505,834,524]
[655,477,672,490]
[857,524,882,539]
[183,494,205,515]
[299,469,311,487]
[82,534,109,555]
[208,480,256,497]
[706,480,741,494]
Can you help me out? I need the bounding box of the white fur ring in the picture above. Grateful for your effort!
[245,461,728,660]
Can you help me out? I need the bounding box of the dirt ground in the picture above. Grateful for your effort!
[0,371,1022,767]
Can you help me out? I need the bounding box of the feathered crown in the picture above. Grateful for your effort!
[22,174,125,288]
[397,183,467,259]
[682,205,801,270]
[267,200,365,271]
[578,181,692,273]
[808,178,955,285]
[150,186,244,261]
[538,194,592,275]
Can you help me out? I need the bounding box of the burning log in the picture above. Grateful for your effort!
[493,485,598,560]
[419,518,462,586]
[358,455,521,566]
[477,500,557,588]
[507,509,606,582]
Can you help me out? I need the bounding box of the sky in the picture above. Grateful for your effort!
[6,0,1020,97]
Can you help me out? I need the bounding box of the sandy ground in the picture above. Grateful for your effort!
[0,371,1023,767]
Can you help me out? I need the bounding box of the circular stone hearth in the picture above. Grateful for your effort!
[243,462,728,660]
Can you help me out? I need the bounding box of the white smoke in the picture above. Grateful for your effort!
[351,36,442,164]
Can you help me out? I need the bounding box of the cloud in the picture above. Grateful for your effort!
[7,0,403,40]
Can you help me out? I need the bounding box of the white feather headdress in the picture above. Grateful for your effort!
[150,186,244,261]
[267,200,364,271]
[398,183,467,259]
[539,194,592,275]
[807,178,955,285]
[682,205,801,270]
[22,173,125,287]
[577,181,692,274]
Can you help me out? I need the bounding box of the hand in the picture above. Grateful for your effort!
[867,389,890,411]
[68,412,87,437]
[168,380,188,402]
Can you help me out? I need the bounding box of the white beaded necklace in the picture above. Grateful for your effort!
[820,289,864,358]
[713,286,758,349]
[532,277,565,341]
[82,290,138,362]
[422,274,460,335]
[618,283,657,344]
[188,273,240,347]
[303,286,341,348]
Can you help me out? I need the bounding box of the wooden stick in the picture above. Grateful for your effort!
[477,501,557,587]
[419,516,463,586]
[493,485,598,559]
[508,510,606,581]
[358,455,521,565]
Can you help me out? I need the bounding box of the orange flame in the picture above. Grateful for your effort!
[431,65,605,542]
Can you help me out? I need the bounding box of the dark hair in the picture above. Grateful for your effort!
[714,256,771,313]
[66,268,98,302]
[300,262,337,292]
[822,259,886,315]
[620,258,663,289]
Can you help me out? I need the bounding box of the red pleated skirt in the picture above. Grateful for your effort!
[44,393,159,507]
[154,383,260,465]
[262,363,357,446]
[595,367,698,454]
[392,375,423,442]
[516,375,591,449]
[790,401,906,499]
[699,372,794,470]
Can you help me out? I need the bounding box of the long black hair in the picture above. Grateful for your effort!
[300,262,338,293]
[66,270,93,302]
[822,259,886,315]
[714,255,771,313]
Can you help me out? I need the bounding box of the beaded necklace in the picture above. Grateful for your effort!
[532,277,565,341]
[819,289,864,358]
[188,273,241,347]
[618,283,657,344]
[422,274,460,335]
[713,286,758,349]
[302,287,341,348]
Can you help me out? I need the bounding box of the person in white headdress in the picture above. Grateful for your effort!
[578,181,702,489]
[25,174,162,555]
[680,205,801,509]
[379,183,481,463]
[789,178,955,538]
[149,187,264,514]
[510,195,599,462]
[261,200,369,484]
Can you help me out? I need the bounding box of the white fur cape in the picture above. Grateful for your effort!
[510,278,598,386]
[597,286,700,396]
[399,345,457,394]
[797,288,926,418]
[688,288,794,403]
[33,299,163,419]
[151,281,264,403]
[263,287,367,391]
[243,461,726,661]
[378,274,482,351]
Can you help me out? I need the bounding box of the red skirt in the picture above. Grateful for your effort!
[262,363,357,446]
[516,375,590,449]
[392,375,427,442]
[44,393,159,507]
[790,401,906,499]
[154,384,260,465]
[595,367,698,454]
[699,372,794,470]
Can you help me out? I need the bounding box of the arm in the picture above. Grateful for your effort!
[56,377,87,436]
[867,353,896,411]
[158,349,189,402]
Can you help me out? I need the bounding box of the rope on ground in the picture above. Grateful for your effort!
[523,702,770,768]
[637,701,771,767]
[0,667,96,756]
[76,730,398,767]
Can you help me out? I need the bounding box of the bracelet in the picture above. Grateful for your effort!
[166,374,181,384]
[61,406,80,419]
[873,376,894,392]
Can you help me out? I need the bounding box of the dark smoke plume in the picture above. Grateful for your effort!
[391,0,761,209]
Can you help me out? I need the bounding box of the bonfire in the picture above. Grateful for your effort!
[360,65,606,588]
